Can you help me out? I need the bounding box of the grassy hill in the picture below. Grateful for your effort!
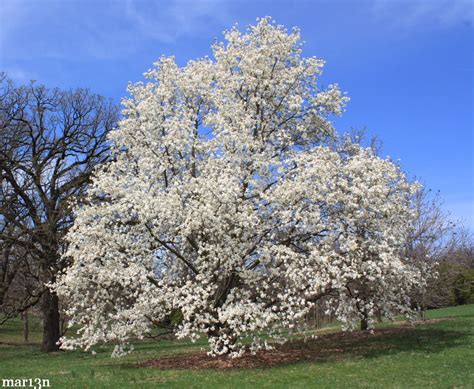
[1,304,473,388]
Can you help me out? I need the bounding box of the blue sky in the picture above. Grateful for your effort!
[1,0,473,228]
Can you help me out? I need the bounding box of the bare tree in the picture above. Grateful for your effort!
[0,74,118,351]
[405,187,473,313]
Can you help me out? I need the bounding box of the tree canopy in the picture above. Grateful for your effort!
[54,18,425,357]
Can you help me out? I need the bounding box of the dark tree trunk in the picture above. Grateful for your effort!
[360,318,369,330]
[360,308,369,331]
[41,289,60,352]
[23,309,29,343]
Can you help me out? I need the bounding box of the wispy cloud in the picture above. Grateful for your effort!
[370,0,474,30]
[0,0,231,62]
[124,0,230,44]
[2,66,36,83]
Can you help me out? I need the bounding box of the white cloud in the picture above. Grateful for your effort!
[124,0,230,43]
[2,66,36,83]
[371,0,474,29]
[0,0,232,61]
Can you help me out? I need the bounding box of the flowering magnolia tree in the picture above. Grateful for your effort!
[54,18,424,357]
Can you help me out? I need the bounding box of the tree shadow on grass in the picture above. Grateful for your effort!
[307,324,467,362]
[139,319,470,370]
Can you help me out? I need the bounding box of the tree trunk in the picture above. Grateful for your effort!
[23,309,29,343]
[360,318,369,330]
[360,309,369,330]
[41,289,60,352]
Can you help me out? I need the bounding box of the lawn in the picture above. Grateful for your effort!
[1,305,473,388]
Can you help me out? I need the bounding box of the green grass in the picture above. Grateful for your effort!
[1,305,474,388]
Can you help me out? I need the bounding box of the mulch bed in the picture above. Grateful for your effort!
[143,318,449,370]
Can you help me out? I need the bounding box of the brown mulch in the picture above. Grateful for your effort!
[143,318,450,370]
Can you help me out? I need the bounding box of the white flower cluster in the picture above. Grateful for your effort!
[53,17,424,357]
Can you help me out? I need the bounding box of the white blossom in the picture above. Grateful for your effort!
[54,17,424,357]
